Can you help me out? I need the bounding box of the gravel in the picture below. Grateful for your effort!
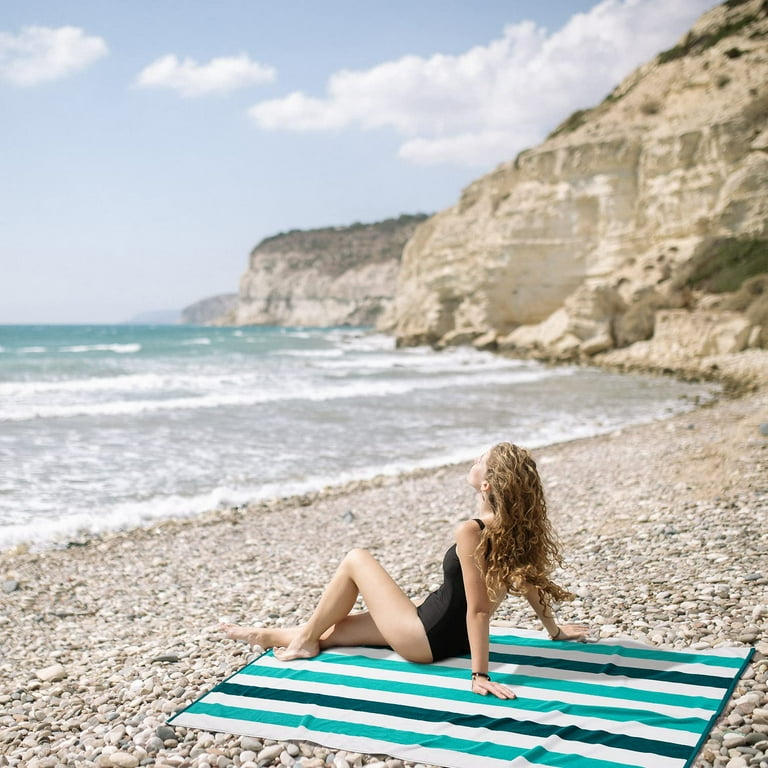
[1,354,766,768]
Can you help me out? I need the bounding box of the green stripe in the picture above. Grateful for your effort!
[311,651,722,709]
[219,680,692,759]
[488,650,729,689]
[187,699,647,768]
[239,663,706,734]
[490,633,747,670]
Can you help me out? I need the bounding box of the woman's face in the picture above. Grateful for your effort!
[468,451,489,492]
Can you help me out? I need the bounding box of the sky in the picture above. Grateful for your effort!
[0,0,716,324]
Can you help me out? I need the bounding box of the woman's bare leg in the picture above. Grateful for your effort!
[221,624,298,649]
[222,612,383,651]
[319,611,385,649]
[274,548,432,663]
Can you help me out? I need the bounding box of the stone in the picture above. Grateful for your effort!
[753,708,768,725]
[472,330,498,350]
[723,732,747,749]
[36,665,66,683]
[2,579,19,593]
[144,736,163,753]
[759,423,768,436]
[239,736,262,751]
[155,725,175,741]
[105,724,126,745]
[258,744,284,763]
[580,331,614,357]
[109,753,139,768]
[734,693,762,715]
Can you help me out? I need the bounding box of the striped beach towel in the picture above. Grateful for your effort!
[169,627,753,768]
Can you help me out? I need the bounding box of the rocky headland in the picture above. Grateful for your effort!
[387,0,767,373]
[218,215,427,328]
[181,295,238,326]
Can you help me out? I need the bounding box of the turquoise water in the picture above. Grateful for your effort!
[0,324,715,550]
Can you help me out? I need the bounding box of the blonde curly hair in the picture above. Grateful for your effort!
[475,442,574,606]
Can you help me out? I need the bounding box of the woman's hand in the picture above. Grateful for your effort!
[471,677,516,699]
[551,623,591,641]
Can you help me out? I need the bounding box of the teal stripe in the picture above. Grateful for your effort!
[311,651,722,709]
[490,633,747,670]
[488,650,729,689]
[219,680,692,760]
[239,663,706,735]
[683,646,755,768]
[188,699,647,768]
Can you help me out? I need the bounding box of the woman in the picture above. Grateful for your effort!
[222,442,588,699]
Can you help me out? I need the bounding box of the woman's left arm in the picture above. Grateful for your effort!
[520,582,589,641]
[455,523,515,700]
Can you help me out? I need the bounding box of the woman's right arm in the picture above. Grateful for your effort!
[455,522,515,699]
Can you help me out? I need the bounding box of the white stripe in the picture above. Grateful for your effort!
[488,640,744,678]
[208,690,682,768]
[253,653,715,720]
[489,626,752,663]
[173,711,515,768]
[228,669,700,747]
[310,650,724,704]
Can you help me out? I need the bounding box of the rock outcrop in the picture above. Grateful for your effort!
[388,0,768,362]
[222,215,427,327]
[181,294,238,325]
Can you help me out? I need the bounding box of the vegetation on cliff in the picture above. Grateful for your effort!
[252,214,429,278]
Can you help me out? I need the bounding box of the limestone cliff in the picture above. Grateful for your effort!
[389,0,768,362]
[181,294,238,325]
[222,214,427,327]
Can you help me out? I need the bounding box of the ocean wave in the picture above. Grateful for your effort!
[0,367,568,422]
[18,346,47,354]
[61,343,141,354]
[0,373,168,397]
[0,450,485,552]
[181,337,212,345]
[279,348,345,358]
[313,348,525,373]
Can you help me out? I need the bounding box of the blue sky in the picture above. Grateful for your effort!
[1,0,715,323]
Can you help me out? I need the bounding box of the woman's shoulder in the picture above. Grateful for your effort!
[454,517,487,540]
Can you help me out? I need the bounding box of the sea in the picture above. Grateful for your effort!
[0,324,717,551]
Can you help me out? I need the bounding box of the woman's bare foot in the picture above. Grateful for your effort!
[220,623,297,650]
[273,635,321,661]
[220,623,264,646]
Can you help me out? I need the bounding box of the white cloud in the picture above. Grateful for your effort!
[136,53,276,97]
[248,0,713,166]
[0,25,107,86]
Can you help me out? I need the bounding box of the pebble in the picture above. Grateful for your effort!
[35,664,66,683]
[0,377,766,768]
[109,752,139,768]
[724,732,748,749]
[258,744,284,763]
[2,578,19,592]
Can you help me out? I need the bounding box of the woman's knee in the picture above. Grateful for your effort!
[343,547,371,567]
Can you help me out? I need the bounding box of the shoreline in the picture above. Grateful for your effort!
[0,357,723,558]
[1,350,766,768]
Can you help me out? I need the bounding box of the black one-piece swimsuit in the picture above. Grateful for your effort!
[416,518,485,661]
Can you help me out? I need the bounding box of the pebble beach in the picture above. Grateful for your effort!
[1,352,767,768]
